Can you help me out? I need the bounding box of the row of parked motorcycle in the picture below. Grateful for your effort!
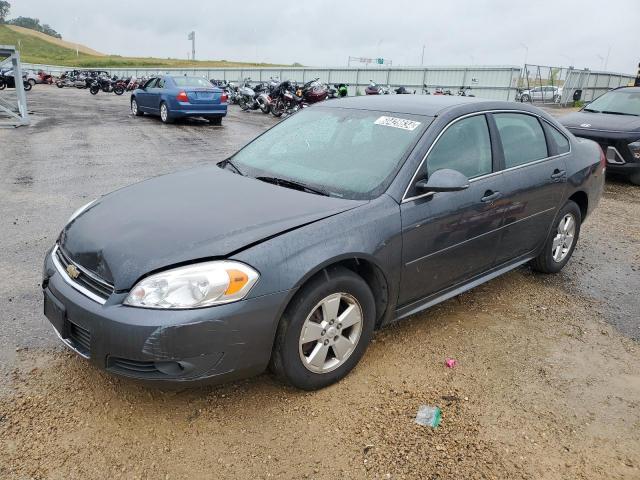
[54,70,148,95]
[214,77,475,117]
[0,68,37,91]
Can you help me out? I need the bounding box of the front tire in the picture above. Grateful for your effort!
[114,86,124,95]
[90,85,99,95]
[521,94,530,102]
[531,200,581,273]
[23,82,32,92]
[28,79,36,87]
[271,266,375,390]
[131,98,143,116]
[628,172,640,186]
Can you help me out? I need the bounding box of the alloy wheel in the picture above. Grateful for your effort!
[298,292,363,374]
[131,100,138,115]
[552,213,576,262]
[160,104,168,122]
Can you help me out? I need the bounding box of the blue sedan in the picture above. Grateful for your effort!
[131,75,227,125]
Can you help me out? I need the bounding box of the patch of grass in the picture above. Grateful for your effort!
[0,25,284,68]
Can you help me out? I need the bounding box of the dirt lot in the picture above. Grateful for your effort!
[1,87,639,479]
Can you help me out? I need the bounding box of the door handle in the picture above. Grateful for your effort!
[481,191,502,203]
[551,169,566,180]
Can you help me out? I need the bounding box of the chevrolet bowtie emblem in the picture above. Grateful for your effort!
[66,264,80,279]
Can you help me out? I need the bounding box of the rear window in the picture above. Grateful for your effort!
[494,113,548,168]
[548,125,570,154]
[171,76,211,88]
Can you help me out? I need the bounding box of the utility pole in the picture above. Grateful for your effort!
[604,46,611,71]
[421,44,425,66]
[188,31,195,61]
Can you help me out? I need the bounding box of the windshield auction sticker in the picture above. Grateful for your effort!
[374,116,421,131]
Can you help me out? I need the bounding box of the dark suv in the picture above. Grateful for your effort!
[559,86,640,185]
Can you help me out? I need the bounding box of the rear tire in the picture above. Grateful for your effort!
[270,100,284,117]
[530,200,581,274]
[159,102,173,123]
[90,86,99,95]
[629,172,640,186]
[114,86,124,95]
[56,81,64,88]
[270,266,375,390]
[521,94,530,102]
[28,79,36,87]
[0,79,6,90]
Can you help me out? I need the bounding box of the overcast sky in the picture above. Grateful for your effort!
[11,0,640,74]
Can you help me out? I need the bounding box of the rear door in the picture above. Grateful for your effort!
[490,112,569,264]
[399,114,505,306]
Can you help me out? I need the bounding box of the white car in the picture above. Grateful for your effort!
[520,86,562,103]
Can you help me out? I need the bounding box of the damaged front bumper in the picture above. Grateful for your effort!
[42,249,288,384]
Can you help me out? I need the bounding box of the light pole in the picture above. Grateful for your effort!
[596,54,604,70]
[188,31,195,61]
[421,44,425,66]
[519,43,528,68]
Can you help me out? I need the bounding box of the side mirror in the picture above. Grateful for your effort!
[415,169,470,193]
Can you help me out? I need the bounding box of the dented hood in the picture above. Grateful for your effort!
[60,165,364,290]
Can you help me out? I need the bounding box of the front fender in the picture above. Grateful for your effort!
[231,195,402,319]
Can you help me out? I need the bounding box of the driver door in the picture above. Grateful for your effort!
[136,78,158,110]
[398,114,505,307]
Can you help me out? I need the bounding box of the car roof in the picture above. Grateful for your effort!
[318,94,523,117]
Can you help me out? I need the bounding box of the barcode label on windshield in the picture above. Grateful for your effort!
[374,116,421,131]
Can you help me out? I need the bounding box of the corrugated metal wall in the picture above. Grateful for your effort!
[559,69,635,104]
[21,63,522,101]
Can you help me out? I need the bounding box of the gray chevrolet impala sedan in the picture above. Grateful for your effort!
[43,95,605,390]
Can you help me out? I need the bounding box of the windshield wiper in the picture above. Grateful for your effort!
[256,176,330,196]
[218,159,244,175]
[602,110,639,117]
[583,108,600,113]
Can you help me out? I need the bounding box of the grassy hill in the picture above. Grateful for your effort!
[0,24,283,68]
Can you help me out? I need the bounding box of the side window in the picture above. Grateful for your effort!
[145,78,158,89]
[547,124,570,154]
[426,115,492,179]
[494,113,548,168]
[156,78,165,88]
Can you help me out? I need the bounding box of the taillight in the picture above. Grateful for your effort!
[599,146,606,172]
[220,92,228,103]
[176,91,189,102]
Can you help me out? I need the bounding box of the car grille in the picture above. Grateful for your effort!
[55,246,114,301]
[68,321,91,356]
[107,357,167,379]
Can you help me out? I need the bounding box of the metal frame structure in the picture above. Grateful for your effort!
[0,45,30,127]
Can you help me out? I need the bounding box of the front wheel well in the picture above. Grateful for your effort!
[568,191,588,220]
[290,258,390,329]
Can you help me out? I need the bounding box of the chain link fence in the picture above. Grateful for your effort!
[518,64,635,107]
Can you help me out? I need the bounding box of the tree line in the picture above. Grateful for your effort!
[0,1,62,39]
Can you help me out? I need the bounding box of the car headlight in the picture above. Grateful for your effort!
[124,261,259,309]
[628,141,640,160]
[67,199,97,225]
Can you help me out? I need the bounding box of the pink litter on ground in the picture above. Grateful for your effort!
[445,358,457,368]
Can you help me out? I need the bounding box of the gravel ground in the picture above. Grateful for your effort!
[0,88,639,479]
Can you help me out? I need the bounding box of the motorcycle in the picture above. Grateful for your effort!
[394,86,414,94]
[365,81,390,95]
[89,76,125,95]
[328,83,348,99]
[0,69,32,91]
[456,86,475,97]
[270,80,304,117]
[298,78,328,103]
